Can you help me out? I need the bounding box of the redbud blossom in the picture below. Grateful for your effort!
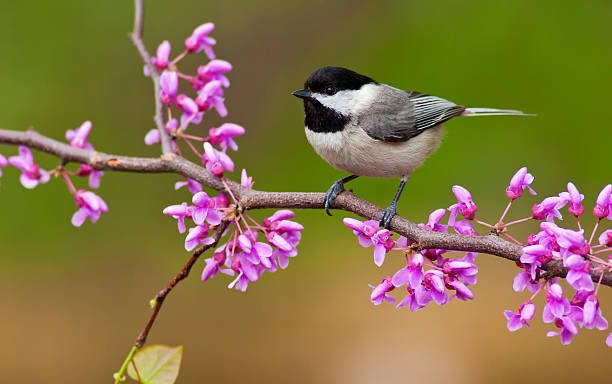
[185,224,214,251]
[531,196,566,221]
[197,59,232,87]
[151,40,171,71]
[185,23,216,58]
[241,169,253,188]
[202,142,234,176]
[76,164,103,189]
[448,185,478,225]
[208,123,245,151]
[196,80,227,117]
[506,166,536,200]
[8,146,50,189]
[66,121,94,150]
[559,182,584,217]
[160,71,179,105]
[175,177,203,194]
[583,295,608,330]
[594,184,611,219]
[192,191,222,226]
[599,230,612,247]
[71,190,108,227]
[145,118,178,146]
[370,277,395,305]
[504,301,536,331]
[343,218,395,266]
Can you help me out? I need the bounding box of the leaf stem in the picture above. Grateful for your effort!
[113,345,139,384]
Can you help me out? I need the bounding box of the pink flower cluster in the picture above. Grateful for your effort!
[0,121,108,227]
[507,172,611,346]
[343,166,611,347]
[143,24,244,179]
[164,173,303,292]
[344,208,479,311]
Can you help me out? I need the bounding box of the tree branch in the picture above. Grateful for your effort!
[0,127,610,287]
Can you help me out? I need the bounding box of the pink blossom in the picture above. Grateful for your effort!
[8,146,50,189]
[454,220,478,236]
[185,224,214,251]
[392,252,424,289]
[593,184,611,219]
[513,269,540,293]
[145,119,178,146]
[202,142,234,176]
[192,191,222,226]
[543,283,569,319]
[531,196,566,221]
[583,295,608,330]
[151,40,171,72]
[208,123,245,151]
[547,315,579,345]
[197,59,232,87]
[421,208,447,232]
[504,301,536,331]
[369,276,395,305]
[185,23,216,58]
[559,182,584,217]
[396,287,423,312]
[175,177,203,194]
[163,202,191,233]
[241,169,253,188]
[66,121,94,150]
[159,70,179,105]
[196,80,227,117]
[564,254,594,292]
[448,185,478,225]
[177,94,199,116]
[599,230,612,247]
[71,190,108,227]
[343,218,395,266]
[505,166,536,200]
[76,164,103,189]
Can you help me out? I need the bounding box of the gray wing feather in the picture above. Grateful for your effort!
[361,85,465,142]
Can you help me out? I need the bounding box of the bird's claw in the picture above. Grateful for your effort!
[379,203,397,229]
[324,181,345,216]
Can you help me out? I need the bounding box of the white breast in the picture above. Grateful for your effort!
[305,124,444,178]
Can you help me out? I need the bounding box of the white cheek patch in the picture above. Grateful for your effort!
[312,83,379,116]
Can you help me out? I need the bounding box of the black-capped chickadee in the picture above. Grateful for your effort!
[292,66,530,228]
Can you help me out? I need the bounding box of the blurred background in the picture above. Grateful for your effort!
[0,0,610,382]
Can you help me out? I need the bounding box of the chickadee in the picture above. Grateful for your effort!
[292,66,529,228]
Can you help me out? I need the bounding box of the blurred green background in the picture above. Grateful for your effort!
[0,0,610,383]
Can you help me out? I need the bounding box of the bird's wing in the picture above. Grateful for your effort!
[361,86,465,142]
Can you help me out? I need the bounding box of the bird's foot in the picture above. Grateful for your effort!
[379,202,398,229]
[324,181,346,216]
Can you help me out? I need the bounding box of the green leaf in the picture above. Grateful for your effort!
[127,345,183,384]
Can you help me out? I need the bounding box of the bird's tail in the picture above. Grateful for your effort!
[461,107,534,117]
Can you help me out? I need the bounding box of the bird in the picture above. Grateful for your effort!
[292,66,530,229]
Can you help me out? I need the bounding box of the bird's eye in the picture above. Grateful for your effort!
[325,87,336,95]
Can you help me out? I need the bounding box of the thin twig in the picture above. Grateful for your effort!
[130,0,173,154]
[135,220,229,347]
[113,221,229,384]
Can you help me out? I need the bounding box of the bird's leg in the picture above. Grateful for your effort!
[379,175,410,229]
[324,175,359,216]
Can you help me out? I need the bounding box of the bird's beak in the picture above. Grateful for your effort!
[292,89,312,99]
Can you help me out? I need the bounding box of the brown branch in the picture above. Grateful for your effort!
[0,127,610,287]
[135,221,229,348]
[130,0,173,154]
